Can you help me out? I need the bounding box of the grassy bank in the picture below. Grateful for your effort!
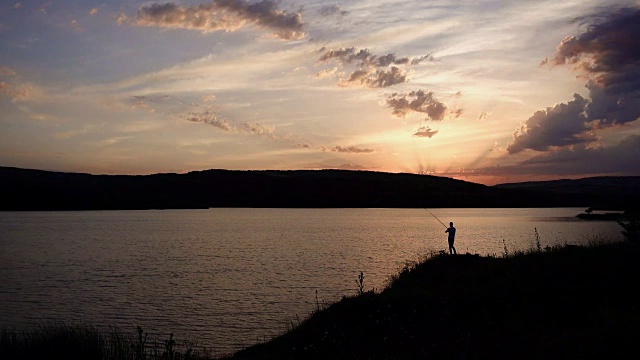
[229,242,640,359]
[1,324,213,360]
[3,242,639,359]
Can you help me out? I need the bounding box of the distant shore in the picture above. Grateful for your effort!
[2,166,640,210]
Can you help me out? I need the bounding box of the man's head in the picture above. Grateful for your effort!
[449,222,453,226]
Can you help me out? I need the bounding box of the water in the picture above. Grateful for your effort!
[0,208,623,354]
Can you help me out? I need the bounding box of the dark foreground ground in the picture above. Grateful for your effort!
[230,242,640,360]
[3,242,639,359]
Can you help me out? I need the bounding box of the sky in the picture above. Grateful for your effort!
[1,0,639,185]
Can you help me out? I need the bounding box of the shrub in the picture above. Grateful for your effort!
[618,213,640,244]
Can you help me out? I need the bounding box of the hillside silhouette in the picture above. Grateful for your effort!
[1,167,638,210]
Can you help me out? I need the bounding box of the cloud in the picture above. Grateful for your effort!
[317,47,435,88]
[304,162,370,170]
[330,145,374,153]
[450,108,463,118]
[127,95,171,112]
[511,7,640,154]
[201,94,217,102]
[0,81,38,102]
[95,136,133,147]
[507,94,596,154]
[184,110,278,140]
[39,1,51,14]
[319,47,424,68]
[413,126,438,138]
[337,163,367,170]
[186,110,234,131]
[316,66,338,78]
[552,8,640,127]
[240,122,274,137]
[125,0,305,40]
[318,4,348,17]
[476,135,640,177]
[410,54,434,65]
[338,66,408,88]
[0,66,17,76]
[478,111,491,121]
[386,90,448,121]
[184,110,375,152]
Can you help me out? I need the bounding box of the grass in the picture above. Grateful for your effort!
[1,324,214,360]
[227,241,640,359]
[3,237,639,360]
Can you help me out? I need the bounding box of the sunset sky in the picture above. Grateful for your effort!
[1,0,639,185]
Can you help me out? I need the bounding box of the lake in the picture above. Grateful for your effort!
[0,208,623,355]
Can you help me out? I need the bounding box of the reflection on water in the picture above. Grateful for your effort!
[0,208,622,354]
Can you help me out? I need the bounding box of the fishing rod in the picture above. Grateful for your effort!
[425,209,448,229]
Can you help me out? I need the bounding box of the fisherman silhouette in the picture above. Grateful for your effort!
[445,222,457,255]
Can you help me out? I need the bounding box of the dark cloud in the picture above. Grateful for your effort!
[553,8,640,126]
[512,7,640,153]
[126,0,305,40]
[507,94,596,154]
[552,8,640,81]
[410,54,434,65]
[478,135,640,177]
[413,126,438,138]
[318,4,348,17]
[386,90,448,121]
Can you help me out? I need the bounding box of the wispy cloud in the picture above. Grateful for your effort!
[94,136,133,147]
[185,110,234,131]
[325,145,374,153]
[0,66,17,76]
[201,94,217,102]
[186,111,375,154]
[184,110,277,139]
[0,81,39,102]
[318,4,349,17]
[121,0,305,40]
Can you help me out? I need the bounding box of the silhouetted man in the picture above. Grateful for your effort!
[445,222,456,255]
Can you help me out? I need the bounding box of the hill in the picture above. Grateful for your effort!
[495,176,640,210]
[0,167,638,210]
